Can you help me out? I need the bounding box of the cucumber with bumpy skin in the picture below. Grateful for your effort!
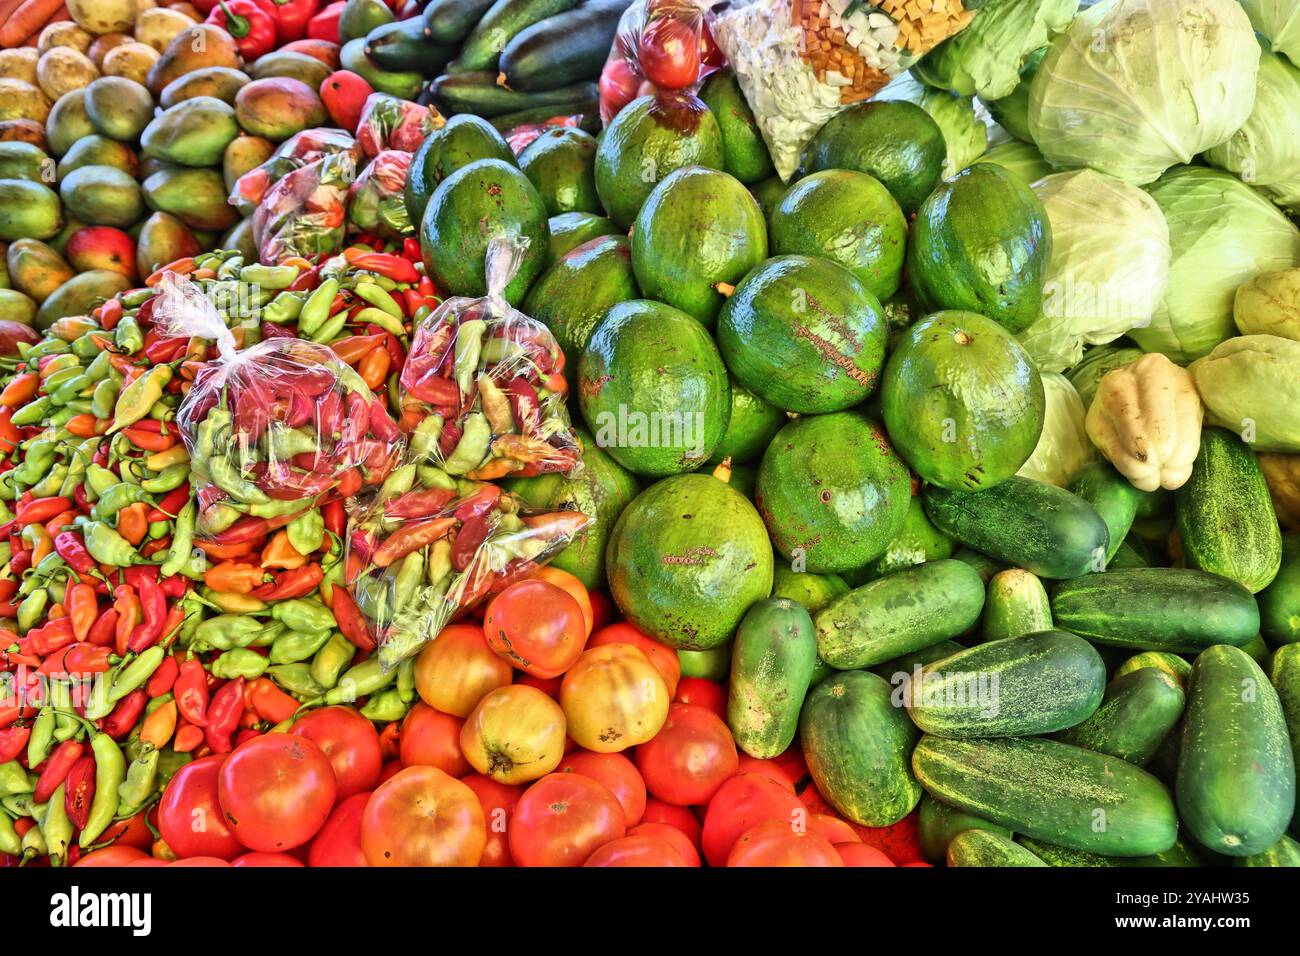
[1053,668,1185,767]
[727,598,817,759]
[982,568,1051,643]
[946,829,1047,867]
[918,793,1012,862]
[1069,461,1145,565]
[1018,835,1202,867]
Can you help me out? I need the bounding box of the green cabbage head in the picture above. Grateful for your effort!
[1204,45,1300,207]
[974,140,1055,186]
[1242,0,1300,63]
[1017,372,1093,486]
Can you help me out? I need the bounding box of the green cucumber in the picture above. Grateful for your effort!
[1050,568,1260,651]
[1270,644,1300,834]
[1260,533,1300,645]
[982,568,1051,642]
[424,0,498,43]
[1107,540,1149,569]
[871,640,964,684]
[912,735,1179,857]
[1234,834,1300,866]
[726,598,817,759]
[1175,428,1282,594]
[1053,669,1185,767]
[430,72,600,118]
[365,19,454,74]
[947,829,1047,867]
[907,631,1105,739]
[1069,461,1145,564]
[500,0,632,92]
[799,670,921,826]
[450,0,579,74]
[918,793,1012,862]
[1018,835,1202,867]
[1177,644,1296,856]
[813,559,985,670]
[1114,651,1192,688]
[923,477,1109,580]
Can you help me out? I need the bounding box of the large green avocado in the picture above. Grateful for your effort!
[546,211,621,262]
[769,169,907,301]
[503,426,640,590]
[706,376,786,466]
[606,470,774,649]
[907,163,1051,334]
[881,310,1045,491]
[698,69,775,184]
[517,127,601,216]
[419,158,549,304]
[797,100,945,214]
[578,299,731,477]
[405,115,515,226]
[631,165,768,328]
[594,92,724,230]
[523,234,639,380]
[716,255,888,414]
[756,412,911,574]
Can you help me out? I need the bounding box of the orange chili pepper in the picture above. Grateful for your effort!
[116,502,150,547]
[358,347,391,391]
[329,333,386,365]
[141,699,177,749]
[147,258,195,285]
[194,539,257,561]
[204,560,267,595]
[0,407,19,453]
[44,511,79,536]
[260,530,306,570]
[48,603,65,620]
[0,374,38,408]
[64,414,108,438]
[66,582,99,642]
[173,720,204,753]
[99,298,123,330]
[114,587,141,658]
[246,679,298,725]
[120,427,176,452]
[27,525,53,566]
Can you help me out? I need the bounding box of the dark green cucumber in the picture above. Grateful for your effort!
[1175,428,1282,594]
[1114,651,1193,688]
[424,0,498,43]
[912,735,1179,857]
[727,598,817,759]
[430,72,599,118]
[1177,644,1296,856]
[1018,835,1202,867]
[1069,461,1145,564]
[923,477,1109,580]
[1270,644,1300,835]
[489,105,601,134]
[907,631,1105,739]
[1050,568,1260,651]
[1234,834,1300,866]
[799,670,921,826]
[500,0,632,92]
[982,568,1051,642]
[1260,533,1300,645]
[947,829,1047,867]
[365,19,454,74]
[1107,540,1149,569]
[918,793,1012,862]
[813,559,985,670]
[1053,669,1185,767]
[450,0,579,74]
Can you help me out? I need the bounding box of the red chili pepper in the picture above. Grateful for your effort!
[250,563,323,601]
[147,485,191,522]
[64,755,96,831]
[206,0,278,59]
[86,608,119,648]
[453,484,501,522]
[351,253,419,284]
[53,531,98,575]
[386,487,457,520]
[451,514,492,572]
[212,515,270,547]
[18,617,75,657]
[322,499,345,537]
[159,576,189,600]
[173,721,204,753]
[100,689,147,740]
[34,739,86,803]
[113,585,141,658]
[0,724,31,763]
[329,587,377,652]
[39,643,113,676]
[143,337,188,365]
[506,377,543,434]
[15,497,73,527]
[175,659,210,728]
[127,575,167,653]
[204,677,245,754]
[146,655,179,698]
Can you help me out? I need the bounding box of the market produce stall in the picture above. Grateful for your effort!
[1,0,1299,870]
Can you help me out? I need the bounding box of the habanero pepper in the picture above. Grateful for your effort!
[204,677,245,753]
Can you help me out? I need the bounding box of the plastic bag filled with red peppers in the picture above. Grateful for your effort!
[355,93,443,157]
[252,151,357,264]
[229,127,360,218]
[347,149,414,240]
[346,473,589,670]
[150,272,401,540]
[398,238,581,482]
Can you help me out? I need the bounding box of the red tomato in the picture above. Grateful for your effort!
[232,852,305,867]
[584,834,687,867]
[484,580,587,678]
[362,766,485,866]
[217,734,337,852]
[673,676,725,717]
[168,856,231,867]
[735,754,797,792]
[130,858,170,867]
[798,783,925,865]
[836,843,896,867]
[399,702,470,776]
[508,772,626,867]
[308,792,371,867]
[460,774,522,867]
[636,703,738,806]
[637,14,701,90]
[158,754,246,860]
[702,772,805,867]
[291,706,382,800]
[378,760,403,784]
[588,622,681,696]
[514,672,562,699]
[73,846,148,867]
[807,813,861,845]
[628,821,700,866]
[557,751,646,827]
[599,56,643,126]
[771,745,808,786]
[588,589,615,631]
[529,566,593,635]
[640,797,701,848]
[727,820,844,867]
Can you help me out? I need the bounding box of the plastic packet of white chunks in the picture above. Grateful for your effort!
[713,0,977,178]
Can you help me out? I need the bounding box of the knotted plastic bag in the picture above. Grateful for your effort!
[153,272,402,539]
[355,93,443,157]
[398,237,581,481]
[252,151,356,265]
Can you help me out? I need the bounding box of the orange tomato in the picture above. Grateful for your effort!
[484,579,588,678]
[459,685,567,785]
[398,703,470,776]
[414,623,512,718]
[361,766,485,867]
[726,820,844,867]
[528,566,593,635]
[583,834,687,867]
[836,842,896,866]
[557,751,646,827]
[560,644,669,753]
[587,622,681,697]
[806,814,862,846]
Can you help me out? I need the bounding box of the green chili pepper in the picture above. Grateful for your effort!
[194,614,276,651]
[298,278,339,337]
[3,792,36,819]
[397,657,416,704]
[354,282,403,319]
[92,482,153,521]
[211,648,271,681]
[245,497,317,520]
[76,518,140,567]
[453,319,486,396]
[360,688,409,722]
[114,315,144,354]
[286,509,325,556]
[50,373,92,406]
[84,350,113,383]
[442,412,491,474]
[107,646,166,705]
[270,627,334,665]
[0,813,19,857]
[71,333,102,360]
[10,396,52,428]
[29,465,70,499]
[84,463,119,500]
[239,263,300,289]
[42,366,83,393]
[324,659,395,705]
[208,456,271,504]
[270,598,335,633]
[308,310,348,345]
[266,427,319,461]
[159,500,199,579]
[0,762,34,798]
[267,663,326,698]
[26,710,55,768]
[352,306,405,339]
[141,463,189,494]
[39,784,73,866]
[116,748,159,819]
[311,632,355,690]
[262,290,305,324]
[17,590,47,633]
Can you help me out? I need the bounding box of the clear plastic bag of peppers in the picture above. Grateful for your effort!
[229,127,360,218]
[355,93,443,157]
[252,151,357,264]
[398,238,582,482]
[347,150,414,240]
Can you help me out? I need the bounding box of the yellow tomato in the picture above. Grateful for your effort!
[415,623,513,718]
[560,644,669,753]
[459,685,567,785]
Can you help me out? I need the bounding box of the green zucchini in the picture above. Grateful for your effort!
[982,568,1051,642]
[1018,835,1202,867]
[1050,568,1260,651]
[923,477,1109,580]
[1053,668,1185,767]
[1113,650,1192,688]
[423,0,498,43]
[813,559,985,670]
[907,631,1105,739]
[799,670,921,827]
[1068,461,1145,564]
[912,735,1179,857]
[500,0,632,92]
[449,0,579,74]
[946,829,1047,867]
[1175,428,1282,594]
[430,71,600,118]
[1260,533,1300,645]
[918,793,1012,862]
[726,598,817,759]
[1234,834,1300,866]
[1177,644,1295,856]
[364,18,455,74]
